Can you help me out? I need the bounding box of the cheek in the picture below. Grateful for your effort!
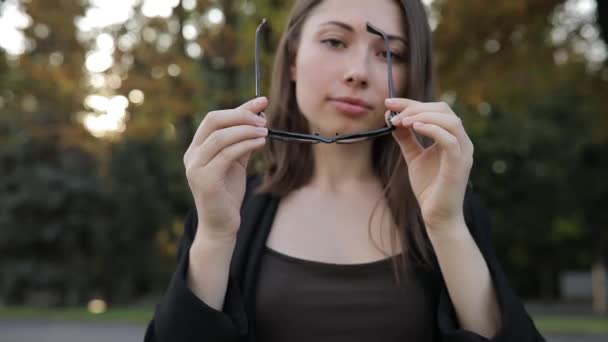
[295,73,329,119]
[394,67,408,96]
[379,66,407,95]
[295,47,335,85]
[294,54,335,111]
[369,63,408,98]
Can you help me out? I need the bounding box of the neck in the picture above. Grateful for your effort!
[307,140,380,195]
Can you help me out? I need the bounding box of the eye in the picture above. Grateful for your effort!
[321,38,346,49]
[379,50,406,63]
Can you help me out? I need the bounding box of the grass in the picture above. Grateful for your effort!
[0,306,153,324]
[533,315,608,335]
[0,306,607,334]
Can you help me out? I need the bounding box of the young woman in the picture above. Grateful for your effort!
[145,0,544,341]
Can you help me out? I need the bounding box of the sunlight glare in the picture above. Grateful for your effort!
[142,0,180,18]
[182,0,196,11]
[0,0,32,55]
[89,74,106,88]
[566,0,596,17]
[108,95,129,116]
[96,33,115,52]
[84,113,127,138]
[85,51,114,73]
[85,94,110,112]
[207,8,225,25]
[83,95,129,138]
[186,42,202,59]
[77,0,137,31]
[182,22,198,40]
[128,89,145,105]
[551,0,607,69]
[87,299,107,314]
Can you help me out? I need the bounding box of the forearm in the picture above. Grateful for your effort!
[187,226,237,312]
[428,220,501,338]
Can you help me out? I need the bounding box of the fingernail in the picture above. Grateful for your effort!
[255,115,266,125]
[390,115,400,124]
[256,127,268,135]
[254,97,266,106]
[385,98,395,105]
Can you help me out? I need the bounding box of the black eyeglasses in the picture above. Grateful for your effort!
[255,18,398,144]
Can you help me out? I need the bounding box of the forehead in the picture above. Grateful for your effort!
[303,0,406,38]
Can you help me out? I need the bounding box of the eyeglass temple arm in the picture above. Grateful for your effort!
[255,18,267,99]
[366,22,399,126]
[269,129,336,143]
[335,125,396,141]
[366,22,395,99]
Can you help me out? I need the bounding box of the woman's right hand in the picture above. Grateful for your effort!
[183,97,268,242]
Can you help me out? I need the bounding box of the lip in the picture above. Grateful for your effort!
[329,96,373,117]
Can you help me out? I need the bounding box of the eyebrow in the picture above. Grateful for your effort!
[320,20,408,45]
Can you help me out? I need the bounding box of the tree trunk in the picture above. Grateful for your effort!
[591,261,606,313]
[591,240,607,314]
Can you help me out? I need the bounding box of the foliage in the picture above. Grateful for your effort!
[430,0,608,297]
[0,0,606,304]
[0,128,109,305]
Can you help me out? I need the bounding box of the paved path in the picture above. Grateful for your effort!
[0,320,145,342]
[546,335,607,342]
[1,320,606,341]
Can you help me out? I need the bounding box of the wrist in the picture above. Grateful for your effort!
[194,223,238,248]
[190,233,237,266]
[426,216,468,242]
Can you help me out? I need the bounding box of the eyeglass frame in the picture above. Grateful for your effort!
[255,18,399,144]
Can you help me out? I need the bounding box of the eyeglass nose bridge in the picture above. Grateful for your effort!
[314,132,336,143]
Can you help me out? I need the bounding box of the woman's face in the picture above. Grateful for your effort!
[292,0,408,137]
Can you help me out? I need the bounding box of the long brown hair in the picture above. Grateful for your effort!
[253,0,438,280]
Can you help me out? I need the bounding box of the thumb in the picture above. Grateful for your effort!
[388,110,423,164]
[241,96,268,115]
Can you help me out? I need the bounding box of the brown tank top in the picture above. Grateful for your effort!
[254,246,438,341]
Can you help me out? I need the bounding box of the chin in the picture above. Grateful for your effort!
[305,108,382,136]
[325,123,372,137]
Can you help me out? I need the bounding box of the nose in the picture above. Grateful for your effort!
[343,46,370,89]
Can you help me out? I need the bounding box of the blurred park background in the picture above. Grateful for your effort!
[0,0,607,339]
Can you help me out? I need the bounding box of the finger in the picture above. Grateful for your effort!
[241,96,268,115]
[411,122,462,160]
[402,112,473,153]
[191,97,268,146]
[188,125,268,168]
[391,123,424,164]
[207,136,267,174]
[389,101,453,123]
[401,111,464,139]
[385,97,421,114]
[384,109,399,123]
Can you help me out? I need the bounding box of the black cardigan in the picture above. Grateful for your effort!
[144,175,545,342]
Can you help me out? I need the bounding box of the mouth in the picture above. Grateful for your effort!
[328,96,373,117]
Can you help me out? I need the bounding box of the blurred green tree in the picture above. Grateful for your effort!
[433,0,607,303]
[0,0,606,307]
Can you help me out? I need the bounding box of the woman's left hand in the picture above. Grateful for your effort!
[385,98,474,234]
